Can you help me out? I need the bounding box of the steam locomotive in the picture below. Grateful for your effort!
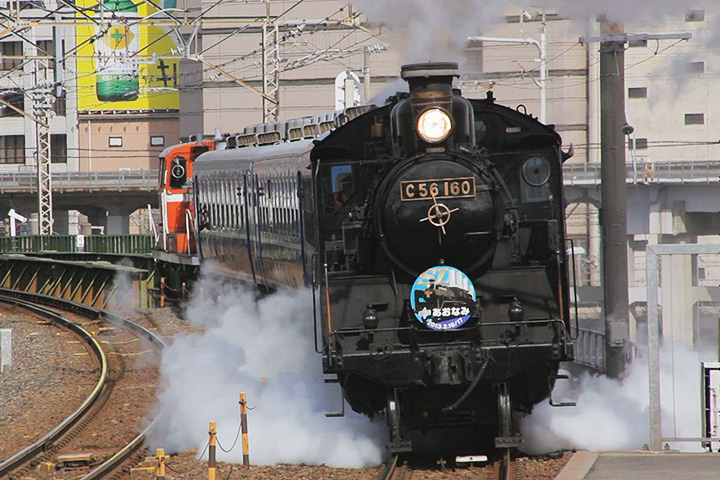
[155,62,574,455]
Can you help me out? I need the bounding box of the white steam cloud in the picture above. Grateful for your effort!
[521,342,715,454]
[111,258,138,311]
[351,0,705,63]
[149,277,385,467]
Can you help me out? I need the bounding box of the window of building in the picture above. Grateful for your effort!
[628,87,648,99]
[685,113,705,125]
[629,39,648,48]
[0,41,23,71]
[686,10,705,22]
[151,135,165,147]
[689,61,705,73]
[53,95,66,116]
[109,136,123,147]
[628,138,648,149]
[0,90,24,117]
[51,134,66,163]
[36,39,55,68]
[0,136,25,164]
[464,39,484,74]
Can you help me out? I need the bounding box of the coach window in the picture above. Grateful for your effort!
[221,178,228,229]
[211,178,219,229]
[224,178,231,229]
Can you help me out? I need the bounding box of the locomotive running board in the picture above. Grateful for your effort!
[495,436,523,448]
[386,440,413,453]
[324,377,345,417]
[549,374,577,407]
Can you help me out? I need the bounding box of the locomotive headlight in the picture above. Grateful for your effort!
[416,108,452,143]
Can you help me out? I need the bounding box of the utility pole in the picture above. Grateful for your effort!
[599,20,629,378]
[363,47,371,102]
[262,0,280,122]
[582,22,691,378]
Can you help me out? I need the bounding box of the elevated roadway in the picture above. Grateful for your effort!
[0,170,157,235]
[0,160,717,234]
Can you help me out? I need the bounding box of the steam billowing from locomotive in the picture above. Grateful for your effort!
[155,61,573,454]
[150,278,385,466]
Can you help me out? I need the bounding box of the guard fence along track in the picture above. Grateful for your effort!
[0,289,167,480]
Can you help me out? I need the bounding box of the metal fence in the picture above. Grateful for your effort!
[0,170,157,193]
[572,327,605,371]
[563,160,720,186]
[0,163,717,193]
[0,234,154,254]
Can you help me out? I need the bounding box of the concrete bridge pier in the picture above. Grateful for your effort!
[53,210,69,235]
[107,208,132,235]
[84,207,132,235]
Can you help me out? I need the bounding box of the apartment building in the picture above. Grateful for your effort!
[0,15,78,172]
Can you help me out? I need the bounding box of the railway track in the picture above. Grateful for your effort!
[380,454,406,480]
[379,450,520,480]
[0,289,167,479]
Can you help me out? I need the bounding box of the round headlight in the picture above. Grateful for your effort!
[417,108,452,143]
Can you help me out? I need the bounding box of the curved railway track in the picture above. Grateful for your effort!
[0,288,167,479]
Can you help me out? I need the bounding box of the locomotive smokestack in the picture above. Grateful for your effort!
[401,62,459,121]
[391,62,472,155]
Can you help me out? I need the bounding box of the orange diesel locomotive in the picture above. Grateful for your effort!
[155,136,216,292]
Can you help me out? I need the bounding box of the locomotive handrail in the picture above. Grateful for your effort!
[328,318,567,339]
[567,239,580,340]
[185,209,193,255]
[311,253,322,354]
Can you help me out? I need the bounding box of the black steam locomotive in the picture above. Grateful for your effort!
[158,62,574,455]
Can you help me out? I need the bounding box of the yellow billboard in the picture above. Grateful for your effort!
[76,0,180,111]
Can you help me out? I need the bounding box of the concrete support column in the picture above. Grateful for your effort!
[106,209,130,235]
[588,202,601,286]
[627,240,636,286]
[86,210,106,234]
[53,210,69,235]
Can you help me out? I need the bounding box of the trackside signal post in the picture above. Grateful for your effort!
[582,22,691,378]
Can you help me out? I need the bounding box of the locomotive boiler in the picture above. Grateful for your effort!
[155,61,574,455]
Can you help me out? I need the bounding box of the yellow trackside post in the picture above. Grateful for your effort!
[240,393,250,466]
[160,277,166,307]
[208,421,217,480]
[156,449,166,480]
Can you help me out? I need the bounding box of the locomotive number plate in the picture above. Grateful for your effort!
[400,177,476,201]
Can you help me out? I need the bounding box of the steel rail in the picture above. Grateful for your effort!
[0,294,108,477]
[379,454,399,480]
[0,288,168,479]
